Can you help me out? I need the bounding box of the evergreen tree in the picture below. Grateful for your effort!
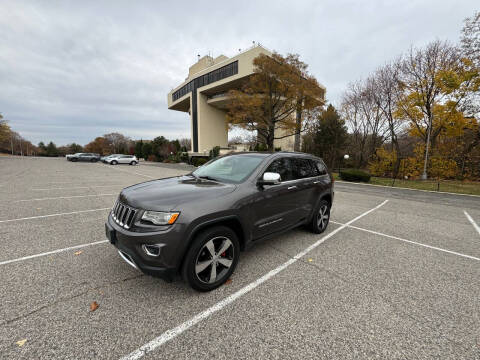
[135,140,144,159]
[303,104,348,169]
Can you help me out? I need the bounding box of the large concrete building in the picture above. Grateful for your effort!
[167,45,325,154]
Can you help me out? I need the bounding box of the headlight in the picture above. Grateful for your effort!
[141,211,179,225]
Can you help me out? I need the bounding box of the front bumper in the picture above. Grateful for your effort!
[105,213,186,281]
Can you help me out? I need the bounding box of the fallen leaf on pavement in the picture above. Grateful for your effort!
[74,251,83,256]
[90,301,99,312]
[224,278,233,285]
[308,258,313,262]
[16,339,27,347]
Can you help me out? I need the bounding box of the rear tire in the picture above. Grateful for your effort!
[90,158,97,163]
[182,226,239,292]
[310,199,330,234]
[111,160,118,165]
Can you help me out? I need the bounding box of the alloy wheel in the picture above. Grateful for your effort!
[195,236,234,284]
[317,204,329,230]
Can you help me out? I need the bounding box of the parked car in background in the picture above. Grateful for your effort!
[105,152,333,291]
[66,153,100,162]
[104,154,138,165]
[101,154,122,163]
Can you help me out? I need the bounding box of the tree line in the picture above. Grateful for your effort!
[304,11,480,180]
[0,120,192,162]
[338,12,479,180]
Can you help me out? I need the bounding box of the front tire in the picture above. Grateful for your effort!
[182,226,239,292]
[130,161,137,165]
[310,199,330,234]
[111,160,118,165]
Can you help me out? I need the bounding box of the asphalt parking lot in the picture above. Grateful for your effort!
[0,156,479,359]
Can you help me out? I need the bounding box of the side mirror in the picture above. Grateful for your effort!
[258,172,281,186]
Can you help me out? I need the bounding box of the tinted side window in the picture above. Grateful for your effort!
[315,160,327,175]
[265,158,294,182]
[293,158,316,179]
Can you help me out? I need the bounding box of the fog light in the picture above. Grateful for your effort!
[142,244,161,257]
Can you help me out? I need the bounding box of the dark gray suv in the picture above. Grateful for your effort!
[105,152,333,291]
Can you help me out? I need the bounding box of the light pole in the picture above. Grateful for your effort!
[342,154,349,172]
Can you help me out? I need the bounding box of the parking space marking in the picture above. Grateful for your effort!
[331,221,480,261]
[15,193,116,202]
[0,207,110,223]
[0,240,108,266]
[32,185,123,191]
[120,200,388,360]
[100,164,156,179]
[464,211,480,237]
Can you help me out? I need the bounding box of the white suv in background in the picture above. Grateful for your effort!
[105,154,138,165]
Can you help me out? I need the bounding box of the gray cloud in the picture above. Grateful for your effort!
[0,0,477,145]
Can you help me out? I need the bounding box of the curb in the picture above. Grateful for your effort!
[335,180,480,198]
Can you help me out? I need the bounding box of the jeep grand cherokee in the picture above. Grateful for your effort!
[105,152,333,291]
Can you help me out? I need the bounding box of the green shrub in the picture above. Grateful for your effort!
[191,157,208,167]
[339,169,371,182]
[209,146,220,159]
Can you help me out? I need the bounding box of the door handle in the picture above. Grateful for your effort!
[287,186,297,190]
[313,181,321,184]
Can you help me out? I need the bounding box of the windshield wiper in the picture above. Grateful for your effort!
[198,175,219,182]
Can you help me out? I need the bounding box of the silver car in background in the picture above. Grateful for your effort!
[104,154,138,165]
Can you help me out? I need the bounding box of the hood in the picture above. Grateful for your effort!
[119,175,236,211]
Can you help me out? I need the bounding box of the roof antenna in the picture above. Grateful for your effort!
[197,54,200,61]
[252,41,255,47]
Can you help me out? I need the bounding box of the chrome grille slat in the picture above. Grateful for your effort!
[122,208,130,225]
[112,200,137,229]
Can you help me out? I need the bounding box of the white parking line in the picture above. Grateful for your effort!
[464,211,480,237]
[0,208,111,223]
[15,194,116,202]
[330,221,480,261]
[0,240,108,266]
[32,185,123,191]
[101,164,156,179]
[119,200,389,360]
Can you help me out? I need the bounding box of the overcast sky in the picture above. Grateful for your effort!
[0,0,478,146]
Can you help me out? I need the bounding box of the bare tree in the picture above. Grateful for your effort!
[396,40,459,178]
[370,61,405,179]
[341,79,389,168]
[461,11,480,67]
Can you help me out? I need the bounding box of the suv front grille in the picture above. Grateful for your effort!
[112,201,137,229]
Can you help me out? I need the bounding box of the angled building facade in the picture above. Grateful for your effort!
[167,45,325,154]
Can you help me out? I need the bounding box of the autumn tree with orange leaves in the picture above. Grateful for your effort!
[226,53,324,151]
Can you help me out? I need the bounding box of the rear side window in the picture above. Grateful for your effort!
[314,160,327,175]
[292,158,317,179]
[264,158,294,182]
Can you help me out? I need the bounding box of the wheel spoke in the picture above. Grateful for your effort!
[217,258,232,268]
[217,238,232,255]
[195,260,212,274]
[209,263,217,283]
[205,240,216,257]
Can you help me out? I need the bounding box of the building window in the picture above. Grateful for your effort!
[172,60,239,101]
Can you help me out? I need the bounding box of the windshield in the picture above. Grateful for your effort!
[192,155,265,183]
